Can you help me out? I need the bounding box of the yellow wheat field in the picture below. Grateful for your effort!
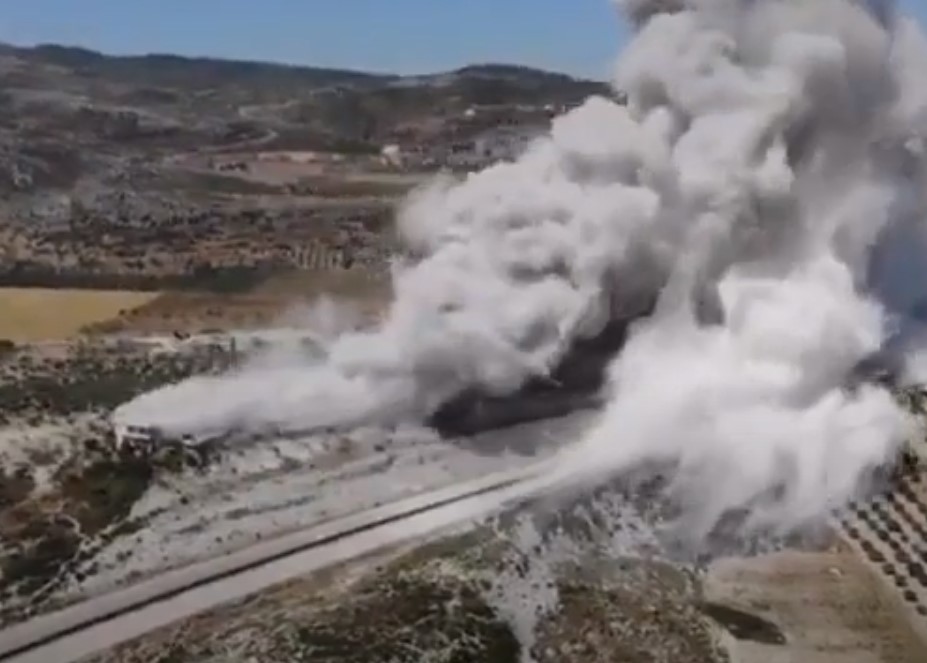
[0,288,159,342]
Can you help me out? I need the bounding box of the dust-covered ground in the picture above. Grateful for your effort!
[4,334,927,663]
[79,465,927,663]
[0,333,594,629]
[83,481,729,663]
[4,345,927,662]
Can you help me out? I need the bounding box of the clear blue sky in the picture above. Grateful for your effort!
[0,1,924,79]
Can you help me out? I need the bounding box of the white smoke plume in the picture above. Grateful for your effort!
[117,0,927,539]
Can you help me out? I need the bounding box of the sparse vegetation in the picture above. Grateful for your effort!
[0,41,592,335]
[0,465,34,508]
[293,574,520,663]
[86,502,727,663]
[0,338,233,624]
[0,349,217,423]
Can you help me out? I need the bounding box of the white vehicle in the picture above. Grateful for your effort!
[114,425,158,451]
[114,424,225,451]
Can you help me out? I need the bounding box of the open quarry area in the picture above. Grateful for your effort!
[4,0,927,661]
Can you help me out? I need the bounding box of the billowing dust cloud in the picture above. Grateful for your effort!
[116,0,927,538]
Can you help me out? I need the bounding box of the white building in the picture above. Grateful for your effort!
[482,126,538,160]
[380,144,403,168]
[447,126,541,169]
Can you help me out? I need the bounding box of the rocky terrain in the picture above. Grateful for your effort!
[0,44,622,635]
[0,338,232,624]
[0,332,599,631]
[2,30,927,663]
[2,325,925,661]
[83,448,927,663]
[0,42,608,314]
[84,481,729,663]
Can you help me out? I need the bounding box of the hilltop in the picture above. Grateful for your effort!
[0,42,607,161]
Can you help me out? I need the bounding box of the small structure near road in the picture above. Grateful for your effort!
[446,125,541,170]
[114,424,222,452]
[380,144,403,169]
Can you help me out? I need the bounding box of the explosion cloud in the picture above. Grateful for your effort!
[116,0,927,539]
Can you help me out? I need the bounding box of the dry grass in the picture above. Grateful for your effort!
[252,269,391,301]
[96,270,392,335]
[98,292,292,335]
[0,288,158,342]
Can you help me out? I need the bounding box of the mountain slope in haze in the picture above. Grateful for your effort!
[0,42,607,136]
[0,42,609,206]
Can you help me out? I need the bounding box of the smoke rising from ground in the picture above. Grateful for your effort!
[117,0,927,539]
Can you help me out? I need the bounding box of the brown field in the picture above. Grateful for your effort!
[706,545,927,662]
[0,287,159,342]
[94,270,392,335]
[97,292,293,335]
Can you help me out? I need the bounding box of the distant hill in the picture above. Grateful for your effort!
[0,42,604,94]
[0,41,613,209]
[0,41,611,149]
[0,43,393,92]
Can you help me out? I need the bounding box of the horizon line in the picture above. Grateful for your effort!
[0,37,608,82]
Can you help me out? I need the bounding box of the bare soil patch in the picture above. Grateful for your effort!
[0,288,158,342]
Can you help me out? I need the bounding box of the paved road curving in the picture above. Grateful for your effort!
[0,462,556,663]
